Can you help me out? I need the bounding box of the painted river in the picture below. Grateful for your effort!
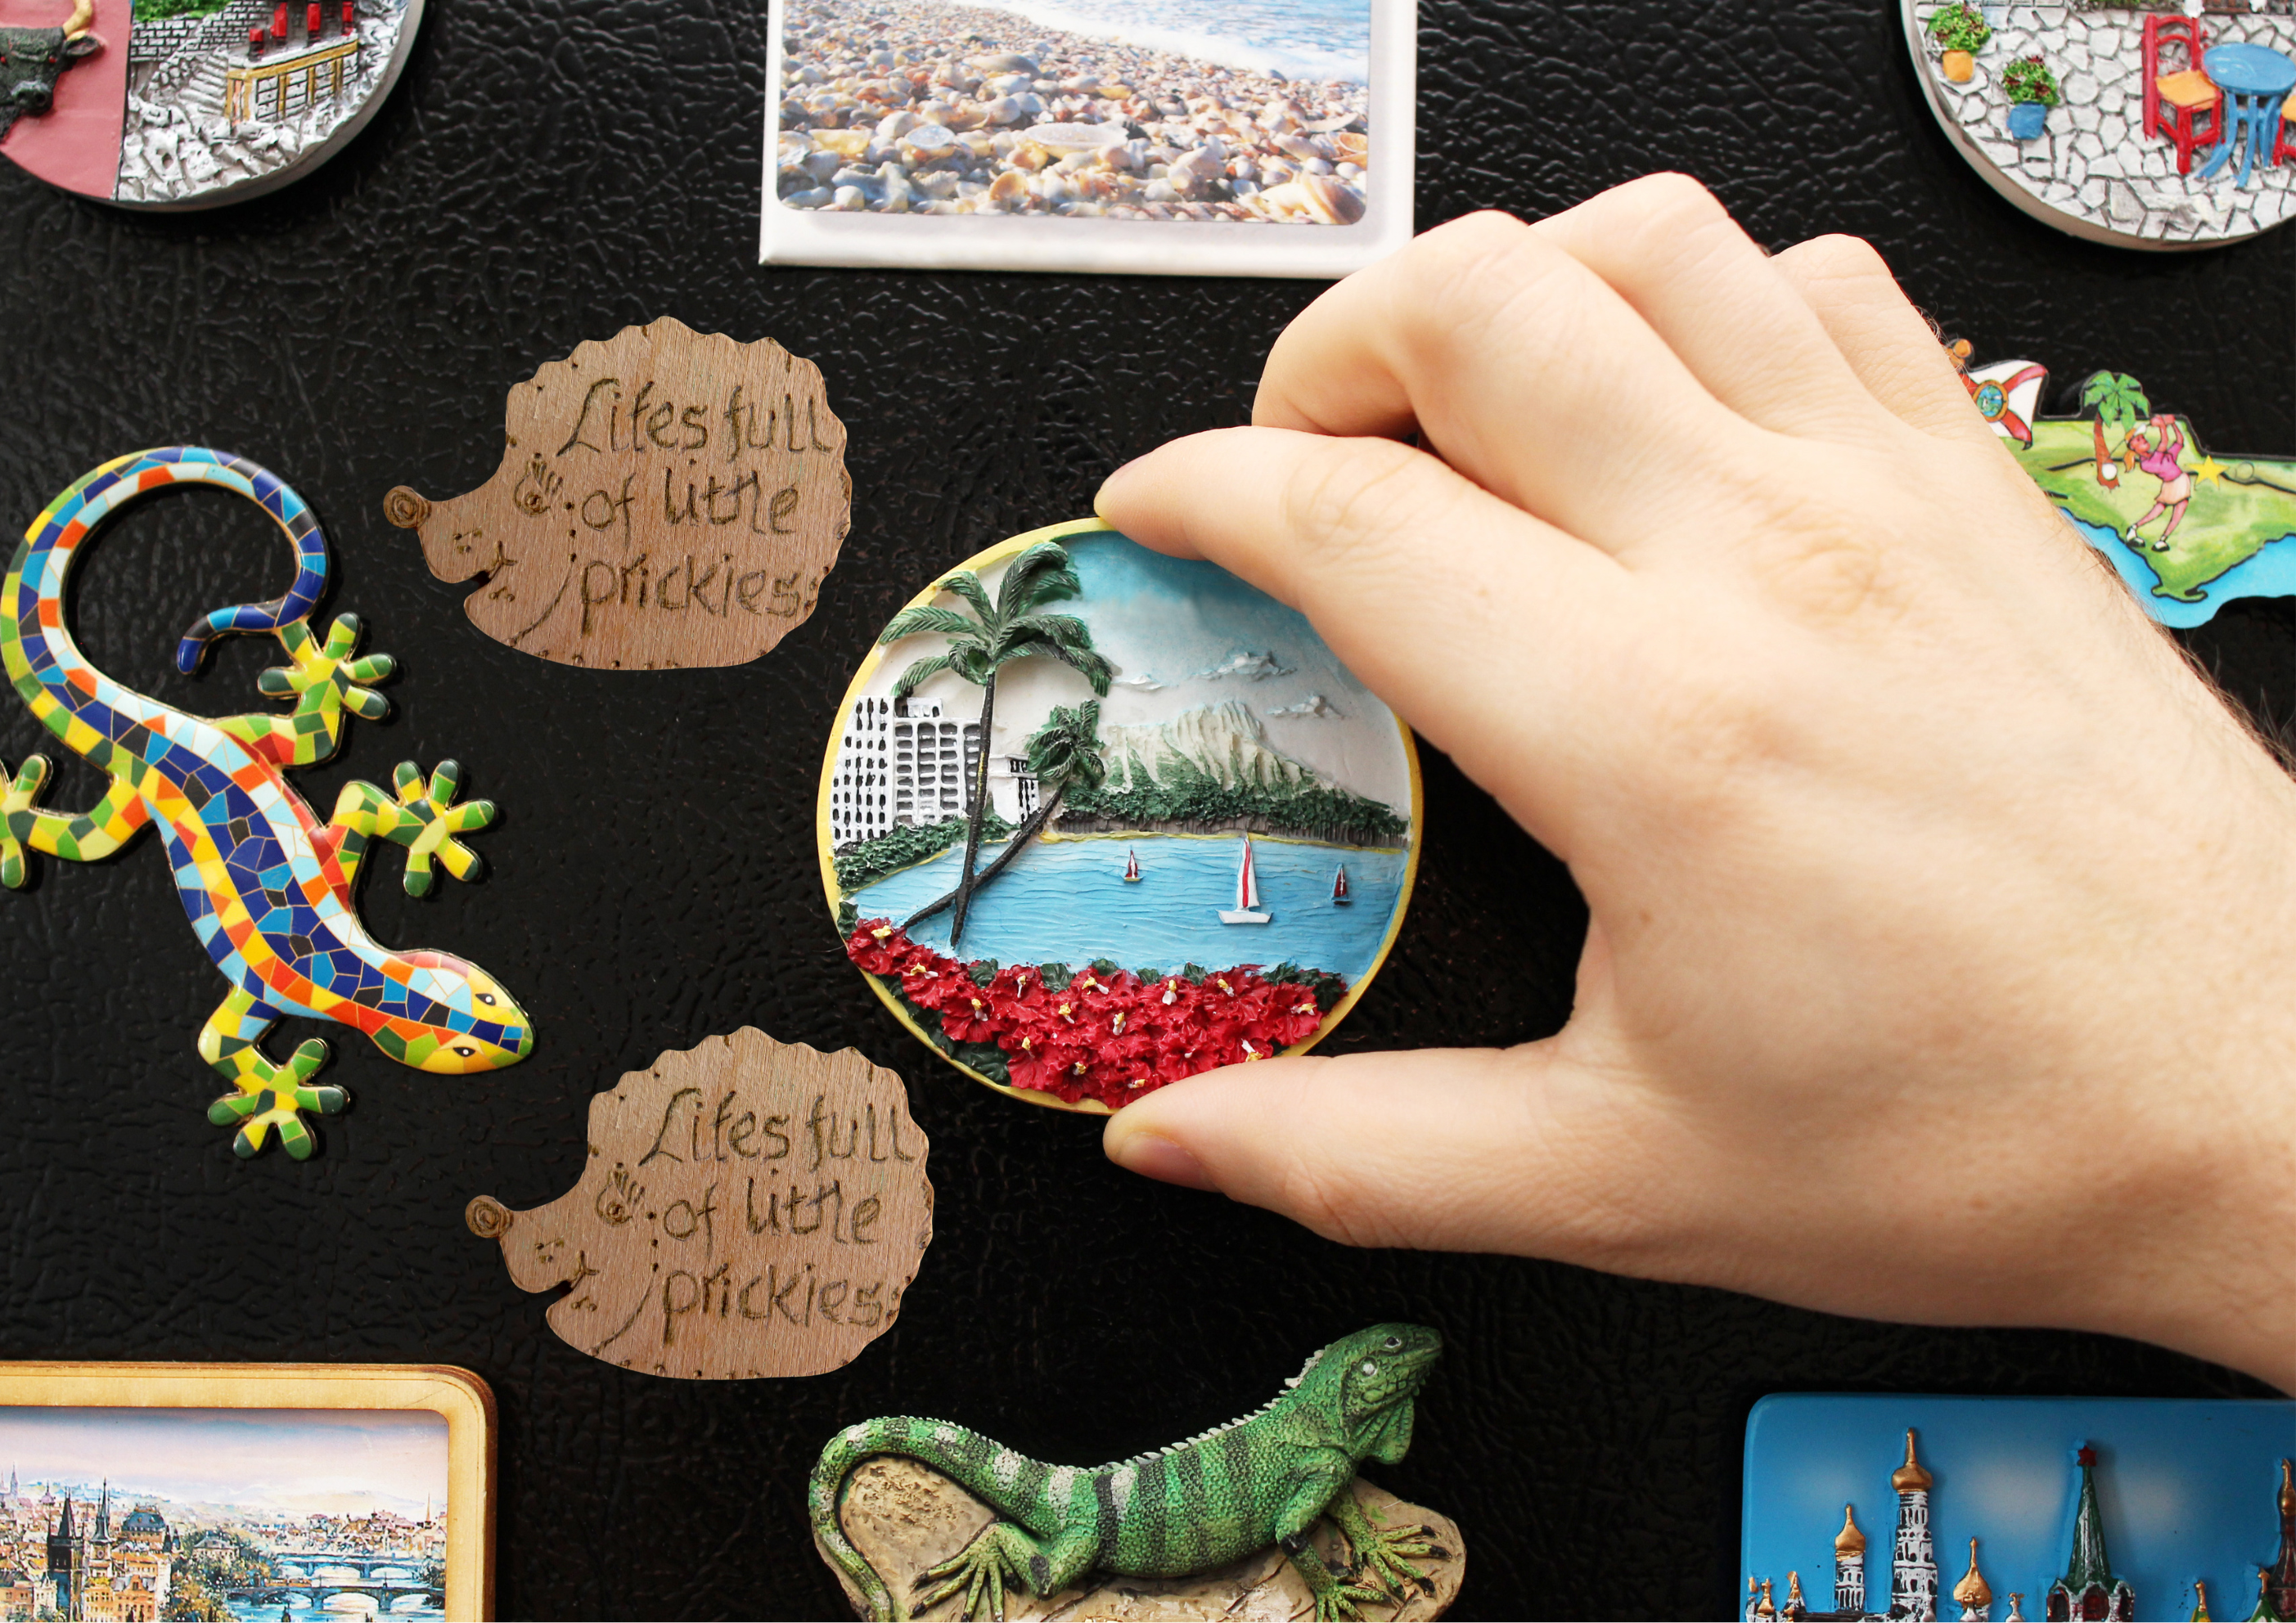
[849,832,1410,978]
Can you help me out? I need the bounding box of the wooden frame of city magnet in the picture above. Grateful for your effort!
[0,1362,495,1620]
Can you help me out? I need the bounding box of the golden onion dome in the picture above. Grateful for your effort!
[1954,1540,1992,1609]
[1755,1578,1777,1620]
[1835,1504,1866,1556]
[1892,1429,1934,1493]
[2280,1458,2294,1517]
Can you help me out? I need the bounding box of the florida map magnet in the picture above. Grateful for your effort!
[819,520,1420,1113]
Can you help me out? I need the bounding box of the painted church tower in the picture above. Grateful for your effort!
[2268,1459,2296,1618]
[1835,1504,1868,1616]
[1955,1538,1994,1622]
[1893,1429,1938,1621]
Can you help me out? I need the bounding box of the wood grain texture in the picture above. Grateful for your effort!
[824,1462,1462,1621]
[469,1029,930,1379]
[385,317,850,668]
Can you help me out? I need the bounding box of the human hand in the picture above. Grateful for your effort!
[1093,175,2296,1388]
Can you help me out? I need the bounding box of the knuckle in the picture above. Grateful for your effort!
[1791,231,1893,282]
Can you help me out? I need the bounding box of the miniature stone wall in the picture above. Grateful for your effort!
[116,0,404,202]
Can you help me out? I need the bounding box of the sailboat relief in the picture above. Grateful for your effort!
[818,521,1423,1113]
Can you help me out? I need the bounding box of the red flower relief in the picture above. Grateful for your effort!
[845,921,1348,1108]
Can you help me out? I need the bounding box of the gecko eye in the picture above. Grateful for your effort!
[1383,1337,1401,1351]
[1360,1361,1377,1375]
[477,992,497,1006]
[453,1045,478,1058]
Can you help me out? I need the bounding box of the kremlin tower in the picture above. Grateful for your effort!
[1834,1504,1868,1617]
[1953,1539,1993,1622]
[2044,1445,2135,1621]
[2269,1459,2296,1618]
[1893,1430,1939,1621]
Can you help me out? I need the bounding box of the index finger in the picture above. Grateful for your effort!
[1095,422,1633,856]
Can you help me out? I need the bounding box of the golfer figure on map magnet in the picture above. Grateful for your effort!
[820,519,1420,1113]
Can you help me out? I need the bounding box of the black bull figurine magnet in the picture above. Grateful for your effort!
[0,0,102,142]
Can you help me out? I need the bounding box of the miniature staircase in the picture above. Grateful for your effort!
[177,56,229,119]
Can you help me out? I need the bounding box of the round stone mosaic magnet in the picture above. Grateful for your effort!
[0,0,421,209]
[818,519,1422,1113]
[1905,0,2296,249]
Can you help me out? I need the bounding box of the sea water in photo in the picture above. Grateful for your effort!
[998,0,1371,83]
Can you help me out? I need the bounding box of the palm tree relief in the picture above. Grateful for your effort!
[876,542,1113,947]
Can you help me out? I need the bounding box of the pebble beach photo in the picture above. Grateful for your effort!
[775,0,1372,224]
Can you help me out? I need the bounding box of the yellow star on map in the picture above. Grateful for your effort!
[2197,453,2226,485]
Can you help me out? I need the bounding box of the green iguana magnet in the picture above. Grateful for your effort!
[810,1324,1451,1621]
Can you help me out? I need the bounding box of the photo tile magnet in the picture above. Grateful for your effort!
[818,519,1420,1113]
[762,0,1416,277]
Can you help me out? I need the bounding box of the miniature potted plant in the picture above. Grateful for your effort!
[2002,54,2060,141]
[1926,2,1992,83]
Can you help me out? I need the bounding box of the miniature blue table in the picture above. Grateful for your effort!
[2197,43,2296,187]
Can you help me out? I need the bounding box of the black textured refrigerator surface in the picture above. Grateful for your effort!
[0,1,2283,1616]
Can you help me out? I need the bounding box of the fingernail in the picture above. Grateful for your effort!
[1094,456,1144,519]
[1108,1131,1215,1190]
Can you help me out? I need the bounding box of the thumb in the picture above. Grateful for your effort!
[1101,1042,1674,1261]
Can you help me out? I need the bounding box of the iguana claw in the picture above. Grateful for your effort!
[1343,1513,1446,1603]
[915,1526,1029,1621]
[1312,1580,1393,1622]
[380,759,494,897]
[258,614,394,722]
[0,755,51,889]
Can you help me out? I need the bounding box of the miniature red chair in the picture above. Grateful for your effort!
[2275,88,2296,167]
[2144,12,2210,137]
[2145,12,2224,173]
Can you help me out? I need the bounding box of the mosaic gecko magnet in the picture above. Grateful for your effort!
[818,519,1421,1113]
[1955,344,2296,626]
[2,447,531,1160]
[0,0,423,209]
[385,318,851,671]
[466,1029,932,1380]
[1903,0,2296,249]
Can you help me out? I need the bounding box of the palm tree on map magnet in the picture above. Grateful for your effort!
[2082,371,2150,489]
[878,541,1114,947]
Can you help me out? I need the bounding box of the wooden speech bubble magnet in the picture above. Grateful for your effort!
[386,317,851,669]
[466,1030,930,1380]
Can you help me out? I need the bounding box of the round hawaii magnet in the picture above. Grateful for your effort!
[819,519,1420,1113]
[0,0,421,209]
[1904,0,2296,249]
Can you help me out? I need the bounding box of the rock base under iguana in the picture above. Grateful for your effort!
[819,1459,1465,1621]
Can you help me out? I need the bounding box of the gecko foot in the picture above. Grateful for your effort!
[0,756,51,889]
[207,1036,347,1159]
[376,760,495,897]
[257,614,394,722]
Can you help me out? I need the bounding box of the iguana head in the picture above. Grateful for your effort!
[1315,1323,1442,1465]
